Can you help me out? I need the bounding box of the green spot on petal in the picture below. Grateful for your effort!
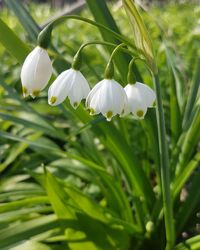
[22,87,28,97]
[32,90,40,97]
[89,108,95,115]
[73,102,78,108]
[50,96,57,105]
[106,111,113,121]
[136,110,144,118]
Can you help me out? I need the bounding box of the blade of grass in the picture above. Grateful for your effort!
[175,105,200,176]
[174,235,200,250]
[0,112,66,140]
[0,206,52,223]
[0,215,58,249]
[0,18,29,63]
[164,44,182,144]
[66,103,155,209]
[153,74,175,250]
[44,169,77,220]
[182,57,200,129]
[173,152,200,199]
[60,154,134,223]
[122,0,156,73]
[0,196,49,213]
[5,0,40,41]
[0,131,64,157]
[175,170,200,236]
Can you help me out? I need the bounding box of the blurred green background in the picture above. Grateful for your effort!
[0,1,199,249]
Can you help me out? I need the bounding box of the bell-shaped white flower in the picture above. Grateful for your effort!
[124,82,156,119]
[48,68,90,108]
[21,46,52,98]
[86,79,128,121]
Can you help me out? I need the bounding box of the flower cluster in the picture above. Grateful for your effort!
[21,47,156,121]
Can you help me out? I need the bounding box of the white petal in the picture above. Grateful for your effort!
[87,79,127,120]
[86,79,105,108]
[21,46,52,96]
[98,79,126,115]
[135,82,156,107]
[32,48,52,91]
[68,70,90,108]
[124,83,147,119]
[76,71,90,98]
[48,69,74,106]
[120,93,130,117]
[89,90,101,115]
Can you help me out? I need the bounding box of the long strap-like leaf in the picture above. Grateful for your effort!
[0,18,29,63]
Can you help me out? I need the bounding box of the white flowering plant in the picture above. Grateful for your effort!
[0,1,199,250]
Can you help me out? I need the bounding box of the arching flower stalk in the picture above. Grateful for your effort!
[21,46,52,98]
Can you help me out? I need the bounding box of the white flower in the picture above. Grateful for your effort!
[86,79,128,121]
[48,68,90,108]
[21,46,52,98]
[124,82,156,119]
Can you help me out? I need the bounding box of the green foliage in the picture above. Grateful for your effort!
[0,1,199,250]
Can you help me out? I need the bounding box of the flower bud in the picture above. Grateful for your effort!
[145,221,154,233]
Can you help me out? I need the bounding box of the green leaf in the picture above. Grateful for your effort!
[86,0,132,83]
[0,131,64,157]
[44,171,132,249]
[0,196,49,213]
[0,206,52,223]
[0,18,29,63]
[5,0,40,42]
[0,112,66,140]
[44,169,77,220]
[174,235,200,250]
[6,240,52,250]
[164,44,182,143]
[122,0,156,73]
[99,123,155,209]
[0,215,58,249]
[182,56,200,129]
[175,170,200,235]
[0,142,28,173]
[175,107,200,175]
[173,152,200,199]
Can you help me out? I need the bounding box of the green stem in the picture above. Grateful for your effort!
[73,41,135,62]
[104,43,125,79]
[127,58,137,83]
[153,74,174,250]
[71,41,134,71]
[38,15,140,53]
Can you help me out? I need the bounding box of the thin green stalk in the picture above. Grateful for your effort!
[153,74,175,250]
[38,15,141,53]
[74,41,135,58]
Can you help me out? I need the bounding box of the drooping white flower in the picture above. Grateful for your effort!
[86,79,128,121]
[21,46,52,98]
[124,82,156,119]
[48,68,90,108]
